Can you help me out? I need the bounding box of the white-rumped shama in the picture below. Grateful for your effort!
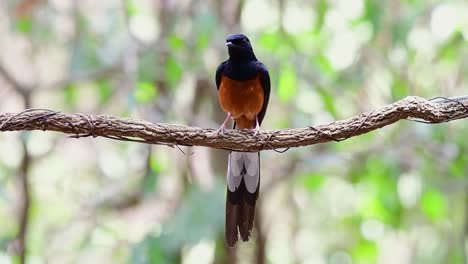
[215,33,271,247]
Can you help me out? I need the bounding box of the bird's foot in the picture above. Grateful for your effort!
[253,126,260,135]
[217,112,232,135]
[217,124,226,135]
[252,116,260,135]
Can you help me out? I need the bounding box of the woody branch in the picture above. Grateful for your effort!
[0,95,467,152]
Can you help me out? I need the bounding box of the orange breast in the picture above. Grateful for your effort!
[218,75,264,129]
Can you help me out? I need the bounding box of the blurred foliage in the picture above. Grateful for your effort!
[0,0,468,264]
[131,182,224,264]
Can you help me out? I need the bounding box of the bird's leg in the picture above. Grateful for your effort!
[217,112,232,134]
[253,116,260,135]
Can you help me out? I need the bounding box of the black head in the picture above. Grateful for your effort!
[225,33,256,62]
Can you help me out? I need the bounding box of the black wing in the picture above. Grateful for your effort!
[257,62,270,125]
[215,61,226,90]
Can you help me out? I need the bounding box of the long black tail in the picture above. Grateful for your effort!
[225,152,260,247]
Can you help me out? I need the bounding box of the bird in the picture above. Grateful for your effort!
[215,33,271,247]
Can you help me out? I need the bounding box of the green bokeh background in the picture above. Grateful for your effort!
[1,0,468,263]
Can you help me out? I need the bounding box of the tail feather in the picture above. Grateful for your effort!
[225,197,240,246]
[238,189,256,241]
[225,152,260,247]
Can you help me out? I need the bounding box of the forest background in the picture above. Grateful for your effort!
[1,0,468,263]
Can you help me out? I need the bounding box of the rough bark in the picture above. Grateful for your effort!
[0,96,467,152]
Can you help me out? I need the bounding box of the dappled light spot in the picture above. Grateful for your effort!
[129,14,159,43]
[241,0,280,32]
[430,3,462,42]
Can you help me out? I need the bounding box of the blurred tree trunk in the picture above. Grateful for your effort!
[15,93,32,264]
[255,202,266,264]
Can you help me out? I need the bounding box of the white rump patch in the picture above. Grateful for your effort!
[227,151,259,193]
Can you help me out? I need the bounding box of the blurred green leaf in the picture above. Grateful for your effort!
[64,84,78,107]
[420,189,447,221]
[276,119,290,129]
[317,87,337,117]
[448,247,465,264]
[12,255,20,264]
[165,57,182,87]
[391,15,414,45]
[259,32,281,51]
[196,32,210,51]
[361,196,394,225]
[98,80,113,104]
[358,157,402,226]
[300,173,326,192]
[277,66,297,102]
[315,54,335,75]
[439,43,457,62]
[142,153,162,194]
[430,126,447,143]
[315,0,329,32]
[142,172,158,194]
[16,17,32,33]
[352,239,378,263]
[404,0,426,6]
[363,0,381,38]
[391,78,409,100]
[150,154,167,174]
[449,149,467,178]
[168,34,185,50]
[134,82,157,103]
[437,33,464,62]
[126,0,139,17]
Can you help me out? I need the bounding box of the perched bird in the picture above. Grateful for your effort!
[215,33,271,247]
